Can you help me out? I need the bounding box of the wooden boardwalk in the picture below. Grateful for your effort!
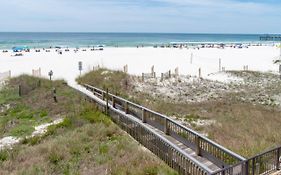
[270,171,281,175]
[144,122,220,172]
[74,84,280,175]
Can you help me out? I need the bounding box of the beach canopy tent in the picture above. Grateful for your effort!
[12,46,29,52]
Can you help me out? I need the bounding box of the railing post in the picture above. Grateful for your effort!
[252,158,255,175]
[105,88,109,115]
[256,163,260,175]
[222,168,225,175]
[112,96,116,108]
[277,148,280,170]
[164,118,170,135]
[243,161,249,175]
[195,136,201,156]
[125,101,129,114]
[102,91,105,100]
[142,109,146,123]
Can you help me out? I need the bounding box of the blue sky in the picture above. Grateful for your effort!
[0,0,280,33]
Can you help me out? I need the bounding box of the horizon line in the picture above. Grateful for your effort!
[0,31,280,35]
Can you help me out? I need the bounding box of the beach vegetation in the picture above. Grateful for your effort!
[0,75,177,174]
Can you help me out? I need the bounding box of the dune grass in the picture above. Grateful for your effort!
[0,75,177,175]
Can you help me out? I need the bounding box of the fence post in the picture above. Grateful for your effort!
[195,136,201,156]
[219,58,222,72]
[125,101,129,114]
[124,64,128,73]
[19,85,22,96]
[277,148,280,170]
[168,70,171,78]
[161,73,164,82]
[199,68,202,78]
[164,118,170,135]
[53,88,57,103]
[142,109,146,123]
[142,73,145,82]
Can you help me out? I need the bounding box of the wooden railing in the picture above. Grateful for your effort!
[83,84,246,168]
[78,84,213,175]
[212,146,281,175]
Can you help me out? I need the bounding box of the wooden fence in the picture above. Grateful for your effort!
[161,68,179,81]
[82,84,247,174]
[32,68,41,77]
[0,70,11,82]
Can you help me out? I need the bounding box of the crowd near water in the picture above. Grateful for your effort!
[0,32,279,50]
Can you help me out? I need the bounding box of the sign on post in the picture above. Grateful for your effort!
[78,61,83,75]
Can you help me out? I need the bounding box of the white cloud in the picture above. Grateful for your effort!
[0,0,280,33]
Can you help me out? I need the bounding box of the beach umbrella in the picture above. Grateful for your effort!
[12,46,29,52]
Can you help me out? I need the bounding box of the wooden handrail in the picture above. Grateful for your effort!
[212,146,281,175]
[79,84,214,174]
[83,83,246,165]
[83,84,281,175]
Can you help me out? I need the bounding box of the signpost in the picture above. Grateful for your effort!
[48,70,53,80]
[78,61,83,76]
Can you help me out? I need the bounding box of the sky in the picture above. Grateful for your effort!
[0,0,280,33]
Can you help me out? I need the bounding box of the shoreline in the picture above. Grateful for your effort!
[0,41,279,51]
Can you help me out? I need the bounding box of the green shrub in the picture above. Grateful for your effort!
[39,111,48,118]
[99,143,109,154]
[0,150,9,162]
[57,118,72,128]
[22,136,42,146]
[45,118,72,137]
[0,87,20,104]
[144,167,158,175]
[83,111,111,126]
[10,124,34,137]
[45,125,57,136]
[48,149,64,165]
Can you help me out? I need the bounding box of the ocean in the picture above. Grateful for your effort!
[0,32,276,49]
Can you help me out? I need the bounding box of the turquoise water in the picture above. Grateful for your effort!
[0,32,275,49]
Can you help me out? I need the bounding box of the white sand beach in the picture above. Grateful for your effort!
[0,46,280,86]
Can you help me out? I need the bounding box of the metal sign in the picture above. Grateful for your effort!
[78,61,83,71]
